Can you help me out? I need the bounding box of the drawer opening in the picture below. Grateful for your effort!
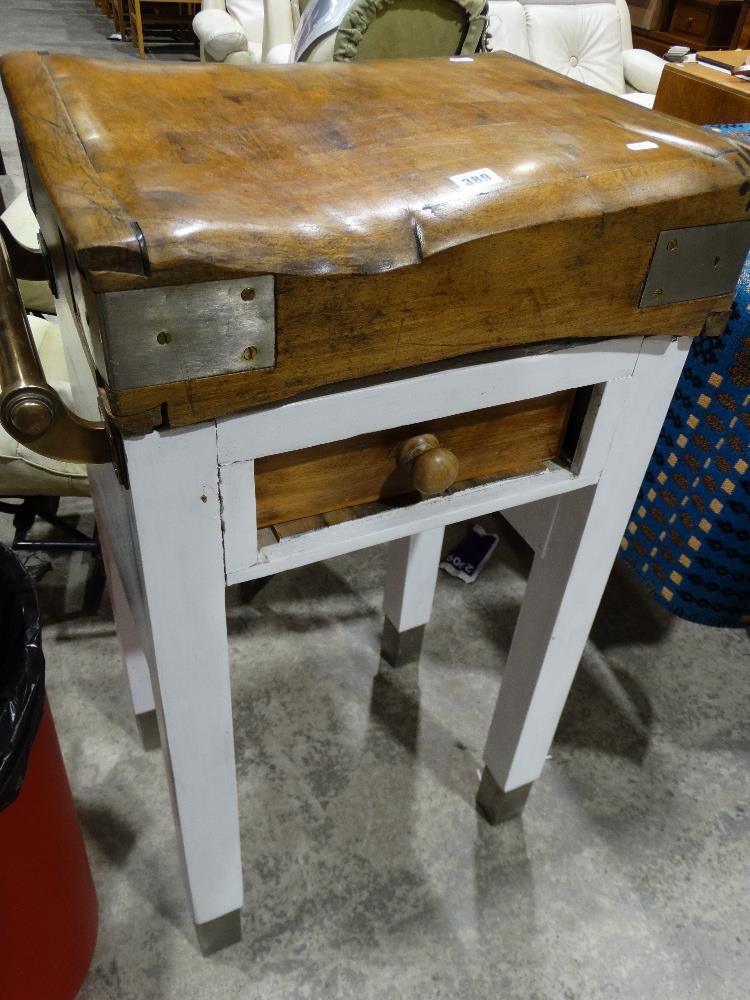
[253,389,581,533]
[560,384,596,470]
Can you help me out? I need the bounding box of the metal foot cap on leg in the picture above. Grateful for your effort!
[380,618,426,669]
[135,709,161,751]
[195,908,242,955]
[476,767,532,825]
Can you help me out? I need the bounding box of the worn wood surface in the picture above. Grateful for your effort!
[3,51,750,429]
[253,391,573,526]
[654,59,750,125]
[3,51,749,286]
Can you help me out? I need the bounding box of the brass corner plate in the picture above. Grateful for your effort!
[639,221,750,309]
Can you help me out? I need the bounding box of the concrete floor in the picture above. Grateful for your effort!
[2,6,750,998]
[5,508,750,1000]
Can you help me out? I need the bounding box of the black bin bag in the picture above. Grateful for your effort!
[0,543,45,813]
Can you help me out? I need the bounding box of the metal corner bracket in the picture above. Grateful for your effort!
[639,221,750,309]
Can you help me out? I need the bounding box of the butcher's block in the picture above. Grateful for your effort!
[2,50,749,433]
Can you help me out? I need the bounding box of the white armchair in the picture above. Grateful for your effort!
[486,0,665,107]
[193,0,295,64]
[193,0,664,108]
[194,0,489,65]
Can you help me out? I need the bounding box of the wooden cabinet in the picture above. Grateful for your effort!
[670,0,714,38]
[632,0,749,54]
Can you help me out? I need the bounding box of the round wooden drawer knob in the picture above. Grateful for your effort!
[397,433,460,496]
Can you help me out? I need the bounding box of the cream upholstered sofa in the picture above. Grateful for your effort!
[486,0,664,107]
[0,195,89,497]
[1,191,55,315]
[193,0,664,107]
[193,0,289,64]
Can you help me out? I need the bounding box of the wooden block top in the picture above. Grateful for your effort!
[2,51,749,292]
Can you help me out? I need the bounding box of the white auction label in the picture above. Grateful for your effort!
[626,141,659,151]
[449,168,504,193]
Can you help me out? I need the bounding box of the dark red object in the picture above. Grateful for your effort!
[0,698,98,1000]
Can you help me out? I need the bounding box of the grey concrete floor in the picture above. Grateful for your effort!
[2,4,750,997]
[3,503,749,1000]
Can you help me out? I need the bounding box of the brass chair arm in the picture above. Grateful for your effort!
[0,226,110,465]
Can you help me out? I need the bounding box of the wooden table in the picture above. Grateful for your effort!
[1,52,748,955]
[654,55,750,124]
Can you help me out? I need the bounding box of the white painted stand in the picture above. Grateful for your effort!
[99,526,159,749]
[479,336,689,820]
[89,334,689,951]
[381,527,444,667]
[91,428,243,954]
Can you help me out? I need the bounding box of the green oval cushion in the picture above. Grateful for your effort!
[333,0,488,61]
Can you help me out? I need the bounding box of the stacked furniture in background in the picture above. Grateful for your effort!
[128,0,199,58]
[654,52,750,125]
[193,0,665,107]
[89,0,199,59]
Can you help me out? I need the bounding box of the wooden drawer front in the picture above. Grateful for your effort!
[254,391,574,527]
[669,2,712,39]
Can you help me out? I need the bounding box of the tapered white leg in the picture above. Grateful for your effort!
[92,484,160,749]
[478,336,690,823]
[381,527,444,667]
[118,424,242,952]
[104,537,160,750]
